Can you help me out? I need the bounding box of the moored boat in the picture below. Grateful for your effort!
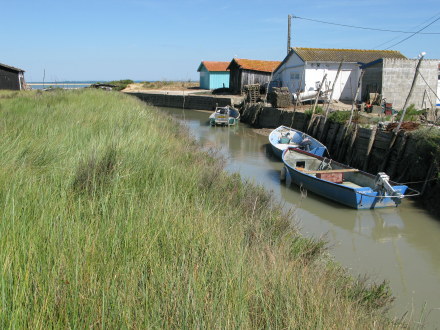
[209,106,240,126]
[281,147,419,209]
[269,125,327,159]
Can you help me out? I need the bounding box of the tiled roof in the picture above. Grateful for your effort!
[229,58,281,73]
[0,62,25,72]
[293,47,406,63]
[198,61,230,72]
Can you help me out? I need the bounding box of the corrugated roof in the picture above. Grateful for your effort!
[293,47,406,63]
[229,58,281,73]
[0,62,25,72]
[198,61,230,72]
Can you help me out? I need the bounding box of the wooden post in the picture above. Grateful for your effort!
[346,124,358,165]
[379,132,398,172]
[293,72,303,115]
[182,90,186,110]
[422,90,427,109]
[324,60,344,123]
[348,70,365,126]
[326,122,340,155]
[421,162,436,195]
[308,73,327,131]
[363,126,377,171]
[334,124,350,160]
[291,72,305,129]
[395,53,425,133]
[312,115,322,137]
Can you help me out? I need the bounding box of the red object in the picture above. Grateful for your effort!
[385,110,392,115]
[317,172,343,183]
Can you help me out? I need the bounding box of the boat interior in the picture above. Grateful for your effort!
[284,149,381,189]
[215,107,228,115]
[274,127,303,145]
[272,127,327,157]
[214,106,240,119]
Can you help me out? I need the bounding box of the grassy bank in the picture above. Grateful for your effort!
[0,89,397,328]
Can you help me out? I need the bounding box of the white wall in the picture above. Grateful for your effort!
[272,52,305,92]
[273,52,361,101]
[303,62,361,101]
[437,79,440,107]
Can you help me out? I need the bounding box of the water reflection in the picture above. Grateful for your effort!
[162,107,440,327]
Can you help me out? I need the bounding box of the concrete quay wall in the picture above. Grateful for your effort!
[128,92,233,110]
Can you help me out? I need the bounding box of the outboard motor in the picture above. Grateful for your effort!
[374,172,403,204]
[299,137,312,151]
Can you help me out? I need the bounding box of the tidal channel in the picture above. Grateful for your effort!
[160,107,440,327]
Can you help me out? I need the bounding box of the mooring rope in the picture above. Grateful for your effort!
[399,177,439,185]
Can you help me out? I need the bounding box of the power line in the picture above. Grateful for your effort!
[373,11,440,49]
[292,15,440,34]
[384,16,440,49]
[418,71,439,102]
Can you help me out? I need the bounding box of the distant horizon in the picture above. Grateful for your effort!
[27,80,192,83]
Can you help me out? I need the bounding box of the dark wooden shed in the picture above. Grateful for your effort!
[0,63,26,90]
[227,58,281,94]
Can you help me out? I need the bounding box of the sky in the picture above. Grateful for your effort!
[2,0,439,82]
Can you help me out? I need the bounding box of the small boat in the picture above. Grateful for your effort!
[209,106,240,126]
[269,126,328,159]
[281,147,419,209]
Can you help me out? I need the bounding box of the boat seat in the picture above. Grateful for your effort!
[341,181,362,188]
[302,169,359,174]
[298,168,359,184]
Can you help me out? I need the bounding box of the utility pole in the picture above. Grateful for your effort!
[287,14,292,54]
[395,52,425,133]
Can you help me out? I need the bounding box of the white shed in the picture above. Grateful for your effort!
[272,48,406,102]
[437,63,440,108]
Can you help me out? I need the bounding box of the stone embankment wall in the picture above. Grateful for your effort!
[381,59,439,110]
[128,92,233,110]
[242,104,440,216]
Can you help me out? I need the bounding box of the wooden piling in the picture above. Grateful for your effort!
[363,126,378,171]
[345,124,358,165]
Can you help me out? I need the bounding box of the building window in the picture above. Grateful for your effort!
[290,72,300,80]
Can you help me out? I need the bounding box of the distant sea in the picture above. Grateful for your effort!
[27,81,144,90]
[27,81,100,90]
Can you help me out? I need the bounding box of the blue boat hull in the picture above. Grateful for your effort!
[282,148,410,209]
[285,166,408,209]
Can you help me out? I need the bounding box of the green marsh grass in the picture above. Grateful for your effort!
[0,89,399,328]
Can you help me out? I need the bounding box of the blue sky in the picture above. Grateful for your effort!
[2,0,439,82]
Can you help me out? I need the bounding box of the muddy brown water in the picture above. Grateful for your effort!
[160,107,440,327]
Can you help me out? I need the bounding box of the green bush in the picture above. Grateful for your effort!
[410,127,440,173]
[305,106,323,117]
[106,79,134,91]
[395,104,423,122]
[328,110,351,124]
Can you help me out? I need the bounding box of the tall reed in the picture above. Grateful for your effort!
[0,89,398,328]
